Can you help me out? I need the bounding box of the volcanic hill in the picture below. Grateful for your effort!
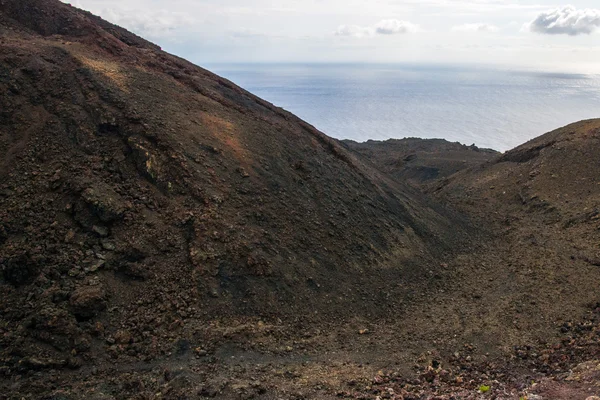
[1,1,600,399]
[342,138,498,185]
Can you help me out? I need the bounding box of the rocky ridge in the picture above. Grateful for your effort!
[342,138,497,185]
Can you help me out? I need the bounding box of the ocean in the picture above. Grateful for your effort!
[207,63,600,152]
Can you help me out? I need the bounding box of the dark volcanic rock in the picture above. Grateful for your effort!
[80,183,128,223]
[69,285,107,319]
[343,137,498,184]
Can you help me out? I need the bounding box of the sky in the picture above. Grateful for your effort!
[62,0,600,73]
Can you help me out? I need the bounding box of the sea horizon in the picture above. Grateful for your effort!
[207,62,600,152]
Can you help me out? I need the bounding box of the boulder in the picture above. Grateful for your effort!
[69,285,107,319]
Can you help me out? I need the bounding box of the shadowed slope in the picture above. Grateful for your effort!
[0,1,473,394]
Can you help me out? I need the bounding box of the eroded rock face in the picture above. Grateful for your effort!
[127,135,165,186]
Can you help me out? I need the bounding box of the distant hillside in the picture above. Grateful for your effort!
[343,138,498,184]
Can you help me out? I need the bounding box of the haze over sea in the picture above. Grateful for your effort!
[209,64,600,152]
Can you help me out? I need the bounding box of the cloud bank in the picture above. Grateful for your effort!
[451,23,499,33]
[526,6,600,36]
[335,19,419,38]
[88,7,194,38]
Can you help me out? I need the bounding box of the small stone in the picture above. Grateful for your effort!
[101,240,116,251]
[92,225,109,237]
[89,260,105,272]
[64,230,75,243]
[194,348,207,357]
[70,286,107,319]
[237,167,250,178]
[114,330,132,344]
[81,185,126,222]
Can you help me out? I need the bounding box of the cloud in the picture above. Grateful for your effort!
[335,19,419,38]
[334,25,374,38]
[451,23,499,33]
[525,6,600,36]
[374,19,419,35]
[89,7,195,38]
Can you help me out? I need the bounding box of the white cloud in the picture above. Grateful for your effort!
[87,7,195,38]
[374,19,420,35]
[335,19,419,37]
[334,25,374,38]
[525,6,600,36]
[451,23,499,32]
[59,0,600,71]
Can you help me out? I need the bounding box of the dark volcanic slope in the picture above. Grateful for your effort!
[0,0,474,394]
[342,138,498,184]
[2,1,600,399]
[429,119,600,360]
[437,119,600,259]
[0,0,463,310]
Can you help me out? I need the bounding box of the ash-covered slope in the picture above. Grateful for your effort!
[437,119,600,249]
[0,0,470,389]
[428,119,600,361]
[342,138,498,184]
